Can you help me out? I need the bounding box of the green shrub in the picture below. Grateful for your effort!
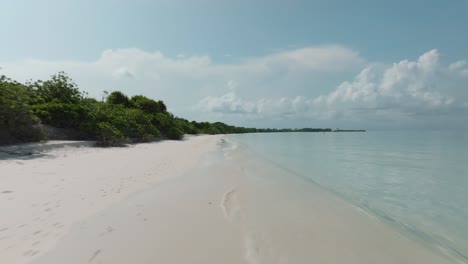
[95,122,126,147]
[131,95,156,113]
[28,72,83,104]
[32,103,88,128]
[165,126,184,140]
[152,112,184,139]
[174,118,199,134]
[81,102,160,141]
[0,76,45,144]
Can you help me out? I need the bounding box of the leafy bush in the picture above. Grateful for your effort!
[175,118,199,134]
[130,95,155,112]
[165,126,184,140]
[152,112,184,139]
[122,108,160,139]
[81,102,160,141]
[95,122,125,147]
[0,76,44,144]
[32,103,89,128]
[28,72,83,104]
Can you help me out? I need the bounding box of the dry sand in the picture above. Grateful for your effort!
[0,136,458,264]
[0,136,220,264]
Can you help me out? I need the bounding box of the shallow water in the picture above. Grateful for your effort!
[229,131,468,263]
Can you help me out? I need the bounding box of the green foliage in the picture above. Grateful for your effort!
[175,118,199,134]
[26,72,89,130]
[0,76,44,144]
[4,71,334,147]
[151,112,183,139]
[32,103,89,128]
[95,122,125,147]
[28,72,83,104]
[130,95,167,114]
[106,91,130,107]
[81,102,160,142]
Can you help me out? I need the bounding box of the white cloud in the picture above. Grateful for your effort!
[449,60,466,71]
[198,49,468,125]
[448,60,468,77]
[241,45,364,73]
[1,47,467,128]
[318,49,452,108]
[1,45,361,96]
[198,81,257,115]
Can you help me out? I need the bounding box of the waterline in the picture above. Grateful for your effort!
[229,131,468,263]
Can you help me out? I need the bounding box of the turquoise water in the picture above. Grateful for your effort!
[229,131,468,262]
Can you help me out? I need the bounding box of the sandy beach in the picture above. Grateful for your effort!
[0,136,220,264]
[0,136,457,264]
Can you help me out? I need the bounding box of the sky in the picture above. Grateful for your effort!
[1,0,468,129]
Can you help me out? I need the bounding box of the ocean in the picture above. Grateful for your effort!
[228,131,468,263]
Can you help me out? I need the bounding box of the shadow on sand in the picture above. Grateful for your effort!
[0,141,95,161]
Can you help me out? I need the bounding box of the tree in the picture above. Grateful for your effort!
[130,95,161,113]
[29,72,83,104]
[152,112,183,139]
[27,72,88,129]
[106,91,130,107]
[156,100,167,113]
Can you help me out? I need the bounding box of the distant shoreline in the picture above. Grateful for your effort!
[333,129,366,132]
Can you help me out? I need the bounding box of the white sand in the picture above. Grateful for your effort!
[0,136,458,264]
[0,136,220,264]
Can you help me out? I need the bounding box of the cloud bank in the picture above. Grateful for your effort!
[1,46,467,128]
[199,49,468,127]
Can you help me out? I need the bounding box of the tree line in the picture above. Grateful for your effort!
[0,72,271,146]
[0,72,365,146]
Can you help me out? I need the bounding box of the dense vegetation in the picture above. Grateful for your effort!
[0,72,364,146]
[0,76,45,145]
[0,72,267,146]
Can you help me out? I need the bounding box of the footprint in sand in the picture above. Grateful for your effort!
[243,232,275,264]
[23,249,40,257]
[221,189,268,264]
[244,235,261,264]
[221,188,243,222]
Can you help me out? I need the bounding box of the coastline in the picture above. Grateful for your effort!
[1,135,457,264]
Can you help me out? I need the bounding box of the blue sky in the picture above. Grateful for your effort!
[1,0,468,129]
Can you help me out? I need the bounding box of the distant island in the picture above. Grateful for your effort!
[0,72,365,147]
[252,128,366,133]
[333,129,366,132]
[286,128,366,132]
